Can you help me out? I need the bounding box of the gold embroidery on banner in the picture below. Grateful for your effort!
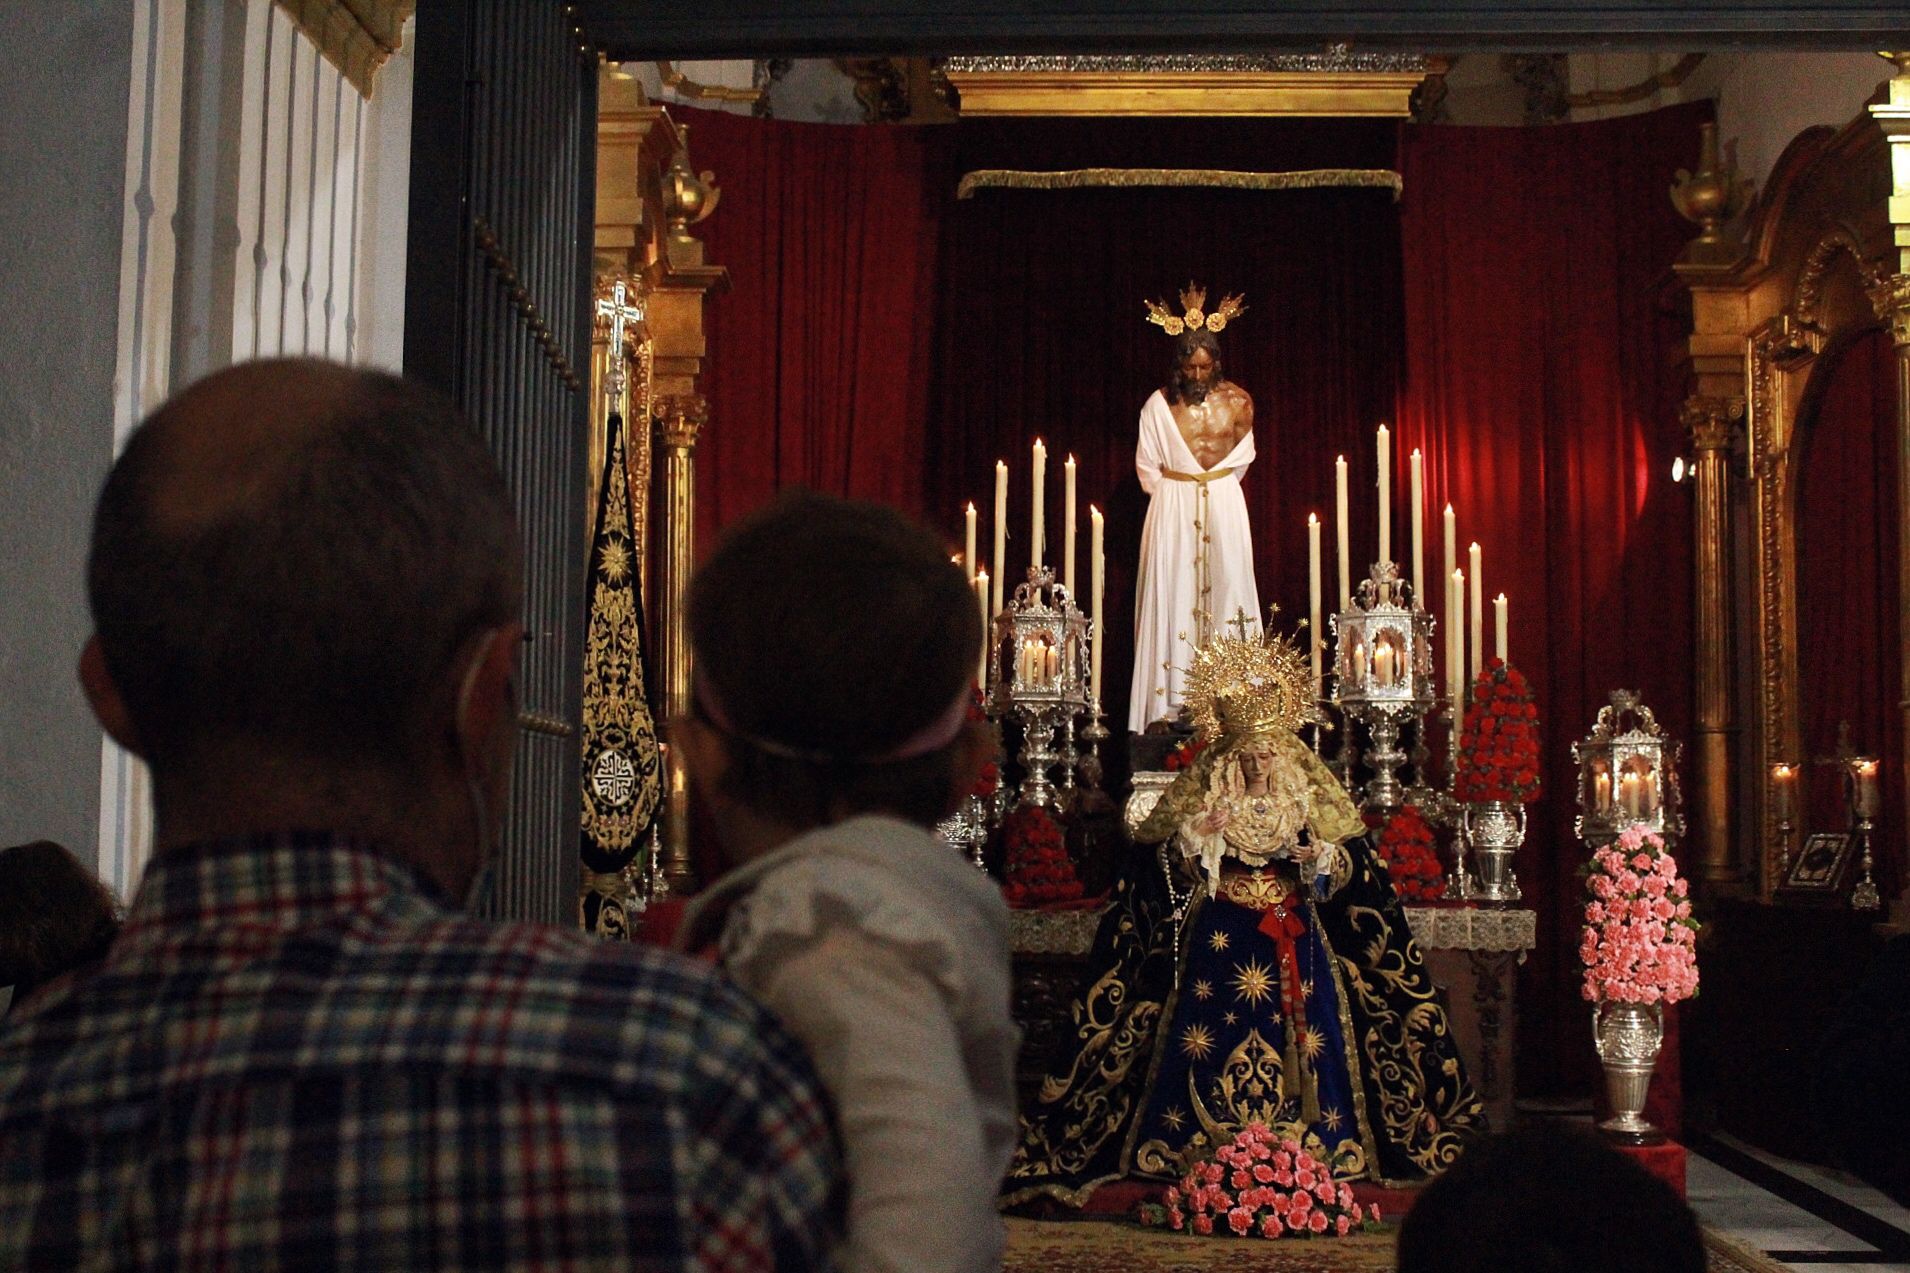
[581,417,662,857]
[956,166,1404,201]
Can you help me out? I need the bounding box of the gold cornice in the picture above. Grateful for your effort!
[945,69,1431,118]
[273,0,414,97]
[956,166,1402,201]
[656,60,764,106]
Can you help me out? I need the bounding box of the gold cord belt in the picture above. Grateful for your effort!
[1159,467,1234,645]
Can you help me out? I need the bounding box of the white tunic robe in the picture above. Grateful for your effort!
[1128,388,1261,731]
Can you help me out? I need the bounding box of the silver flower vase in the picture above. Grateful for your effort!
[1593,1001,1665,1144]
[1461,800,1525,903]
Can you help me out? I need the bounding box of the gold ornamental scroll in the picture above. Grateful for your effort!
[956,167,1402,201]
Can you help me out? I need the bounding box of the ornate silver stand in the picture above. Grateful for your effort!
[988,566,1090,810]
[1594,1001,1666,1144]
[1331,562,1435,816]
[1462,800,1525,903]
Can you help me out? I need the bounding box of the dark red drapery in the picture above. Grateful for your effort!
[1397,100,1711,1103]
[691,109,947,553]
[687,101,1713,1104]
[1796,327,1903,898]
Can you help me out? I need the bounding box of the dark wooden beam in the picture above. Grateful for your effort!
[578,2,1910,58]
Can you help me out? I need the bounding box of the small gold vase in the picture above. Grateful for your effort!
[1593,1000,1665,1144]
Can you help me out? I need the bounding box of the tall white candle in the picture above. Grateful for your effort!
[975,572,989,686]
[1494,593,1508,663]
[1468,542,1484,678]
[1451,568,1468,761]
[1410,449,1425,606]
[992,461,1007,617]
[964,502,977,584]
[1031,439,1047,571]
[1443,503,1457,595]
[1307,513,1323,696]
[1452,568,1467,700]
[1090,506,1105,704]
[1335,455,1351,610]
[1377,423,1392,569]
[1063,455,1077,595]
[1444,570,1456,698]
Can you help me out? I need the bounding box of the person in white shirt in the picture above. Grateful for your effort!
[676,492,1019,1273]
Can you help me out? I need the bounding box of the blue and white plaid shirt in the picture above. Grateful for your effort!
[0,833,843,1271]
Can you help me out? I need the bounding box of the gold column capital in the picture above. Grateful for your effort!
[656,393,708,451]
[1680,394,1746,451]
[1867,273,1910,347]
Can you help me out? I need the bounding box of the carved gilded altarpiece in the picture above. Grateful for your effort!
[1676,63,1910,900]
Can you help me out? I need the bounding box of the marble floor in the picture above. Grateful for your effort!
[1689,1134,1910,1271]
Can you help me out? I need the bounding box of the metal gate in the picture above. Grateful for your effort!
[404,0,595,924]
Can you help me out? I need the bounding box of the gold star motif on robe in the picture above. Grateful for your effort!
[1191,979,1214,1001]
[1231,957,1276,1007]
[1162,1106,1188,1132]
[1300,979,1316,997]
[1208,931,1231,953]
[1222,1010,1239,1026]
[1321,1106,1345,1132]
[1181,1024,1217,1061]
[1295,1027,1326,1060]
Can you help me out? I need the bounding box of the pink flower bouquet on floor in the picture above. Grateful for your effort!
[1137,1123,1380,1240]
[1579,826,1700,1005]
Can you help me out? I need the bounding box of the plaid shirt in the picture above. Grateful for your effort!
[0,833,842,1272]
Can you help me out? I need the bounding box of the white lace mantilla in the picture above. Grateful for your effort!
[1403,906,1538,953]
[1009,907,1106,956]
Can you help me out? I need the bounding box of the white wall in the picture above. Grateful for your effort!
[1691,52,1894,193]
[0,0,137,881]
[24,0,417,895]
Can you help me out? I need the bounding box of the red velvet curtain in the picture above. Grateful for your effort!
[688,108,947,553]
[1796,327,1903,898]
[1397,100,1711,1102]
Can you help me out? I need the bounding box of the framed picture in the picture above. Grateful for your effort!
[1780,832,1858,894]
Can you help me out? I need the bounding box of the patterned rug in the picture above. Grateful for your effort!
[1003,1218,1794,1273]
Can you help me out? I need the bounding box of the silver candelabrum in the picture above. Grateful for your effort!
[1331,562,1436,815]
[988,566,1091,809]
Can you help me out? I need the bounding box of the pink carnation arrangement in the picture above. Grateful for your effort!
[1579,826,1700,1005]
[1137,1123,1380,1240]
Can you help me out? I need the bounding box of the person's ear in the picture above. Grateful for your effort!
[453,624,522,777]
[78,637,145,757]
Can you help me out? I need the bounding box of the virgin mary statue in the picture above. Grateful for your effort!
[1004,630,1482,1207]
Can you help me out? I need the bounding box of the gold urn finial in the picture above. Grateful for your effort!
[662,121,721,247]
[1671,121,1753,268]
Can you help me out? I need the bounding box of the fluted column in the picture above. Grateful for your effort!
[1871,53,1910,921]
[1683,394,1745,884]
[655,393,707,894]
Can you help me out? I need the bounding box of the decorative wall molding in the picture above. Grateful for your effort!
[273,0,413,96]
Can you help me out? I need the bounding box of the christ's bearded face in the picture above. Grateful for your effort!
[1175,347,1218,405]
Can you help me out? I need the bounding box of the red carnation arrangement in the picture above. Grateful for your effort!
[1454,659,1542,805]
[1164,735,1210,772]
[1001,804,1086,908]
[1376,805,1445,902]
[1137,1123,1380,1240]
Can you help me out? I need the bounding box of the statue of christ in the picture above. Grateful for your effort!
[1129,285,1261,732]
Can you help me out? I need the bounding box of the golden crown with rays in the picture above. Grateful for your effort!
[1182,620,1321,742]
[1143,281,1248,338]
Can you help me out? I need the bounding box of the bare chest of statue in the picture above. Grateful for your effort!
[1170,383,1250,470]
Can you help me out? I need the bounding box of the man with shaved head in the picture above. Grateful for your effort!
[0,360,842,1271]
